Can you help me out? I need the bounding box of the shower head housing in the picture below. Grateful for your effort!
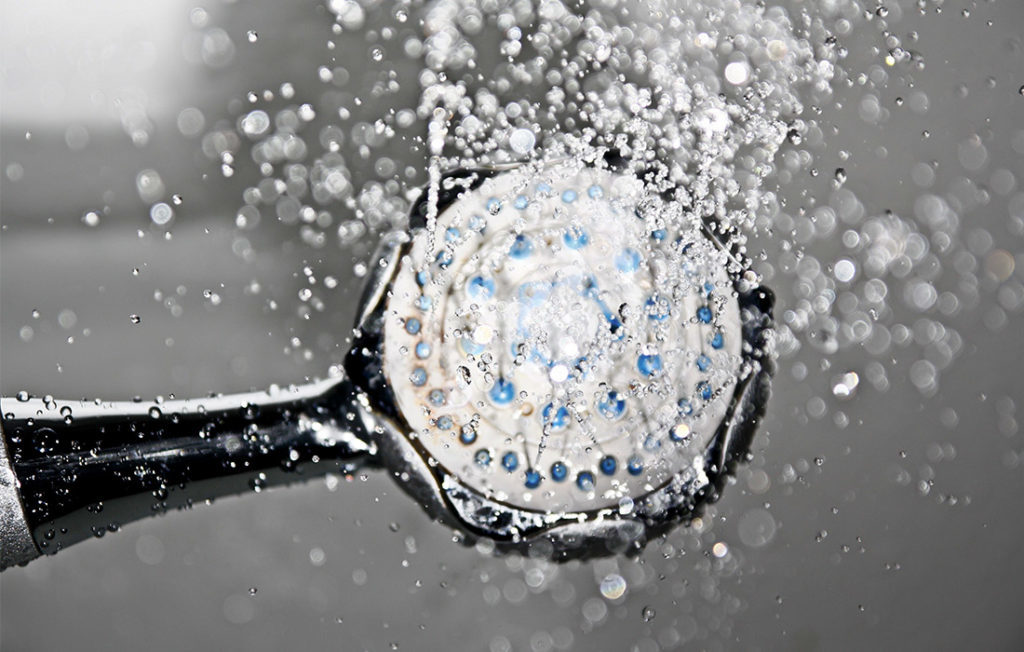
[345,157,774,557]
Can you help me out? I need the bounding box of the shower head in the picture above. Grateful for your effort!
[0,156,773,568]
[346,157,774,556]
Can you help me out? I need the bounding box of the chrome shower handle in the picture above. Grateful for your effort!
[0,377,375,569]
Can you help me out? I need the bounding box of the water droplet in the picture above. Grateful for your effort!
[150,202,174,226]
[250,474,267,492]
[641,606,656,622]
[136,169,164,203]
[738,509,777,547]
[724,60,751,85]
[599,574,627,600]
[509,128,536,154]
[241,110,271,137]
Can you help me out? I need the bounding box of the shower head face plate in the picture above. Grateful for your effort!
[380,161,746,520]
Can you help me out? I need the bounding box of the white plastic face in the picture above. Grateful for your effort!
[382,161,744,515]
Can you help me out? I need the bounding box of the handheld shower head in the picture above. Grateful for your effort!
[0,156,773,567]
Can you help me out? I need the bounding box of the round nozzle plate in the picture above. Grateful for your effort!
[383,160,746,518]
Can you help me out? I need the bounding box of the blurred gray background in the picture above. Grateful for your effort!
[2,0,1023,650]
